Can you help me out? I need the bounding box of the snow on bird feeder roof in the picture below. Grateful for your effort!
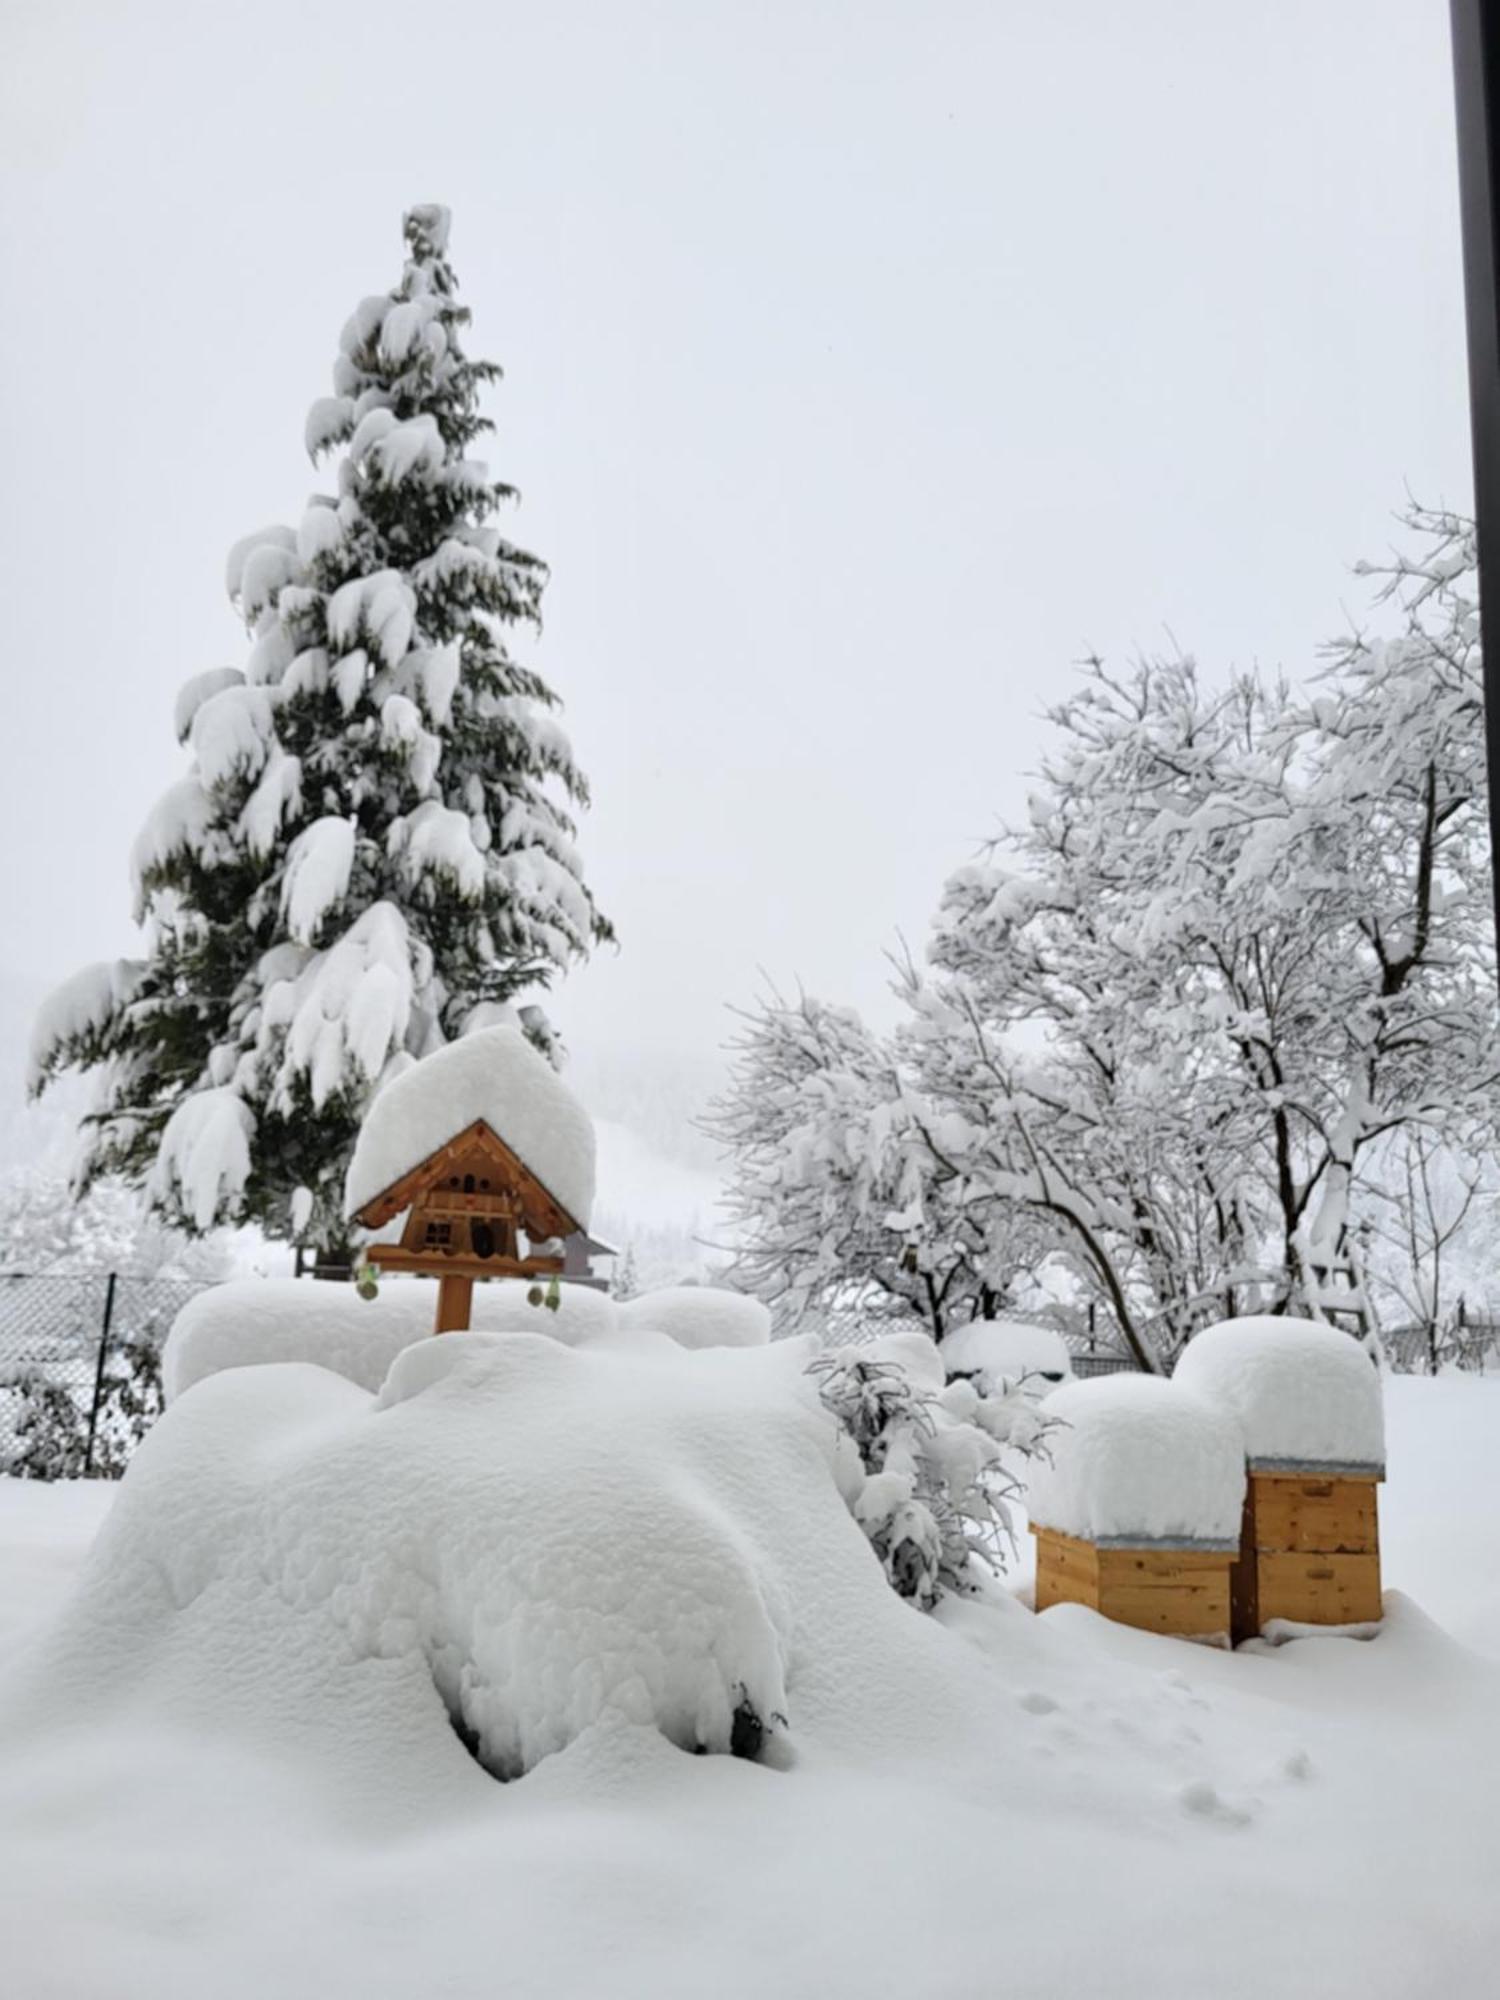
[345,1025,595,1230]
[1026,1375,1246,1550]
[1173,1316,1385,1475]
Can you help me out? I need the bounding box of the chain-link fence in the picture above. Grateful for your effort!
[1065,1308,1500,1377]
[1382,1306,1500,1376]
[0,1273,211,1479]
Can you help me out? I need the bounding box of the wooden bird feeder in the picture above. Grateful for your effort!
[351,1118,583,1336]
[1229,1463,1383,1643]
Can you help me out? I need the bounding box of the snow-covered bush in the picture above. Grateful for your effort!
[938,1317,1074,1394]
[0,1371,89,1480]
[811,1332,1050,1609]
[1,1338,167,1482]
[163,1276,766,1404]
[15,1334,861,1780]
[88,1339,167,1478]
[0,1168,233,1279]
[618,1285,770,1350]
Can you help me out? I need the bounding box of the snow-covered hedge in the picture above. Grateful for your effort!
[1174,1316,1385,1472]
[162,1277,762,1403]
[1026,1376,1245,1548]
[14,1334,886,1779]
[618,1286,771,1350]
[939,1318,1073,1393]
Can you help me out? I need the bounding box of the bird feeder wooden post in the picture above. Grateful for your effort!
[350,1119,583,1338]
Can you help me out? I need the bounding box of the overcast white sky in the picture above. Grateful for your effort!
[0,0,1475,1119]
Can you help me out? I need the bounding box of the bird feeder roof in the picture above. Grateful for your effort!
[344,1027,596,1229]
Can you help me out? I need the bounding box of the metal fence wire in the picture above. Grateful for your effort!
[0,1273,210,1480]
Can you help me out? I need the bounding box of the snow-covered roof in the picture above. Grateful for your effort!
[1026,1375,1246,1548]
[1173,1316,1384,1473]
[344,1026,595,1227]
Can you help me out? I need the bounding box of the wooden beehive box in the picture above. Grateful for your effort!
[1025,1376,1246,1647]
[1229,1464,1382,1643]
[1173,1316,1386,1643]
[1033,1527,1236,1645]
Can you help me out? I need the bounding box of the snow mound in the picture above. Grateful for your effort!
[25,1336,836,1778]
[344,1025,595,1226]
[1026,1375,1245,1547]
[940,1319,1073,1392]
[163,1278,770,1405]
[1174,1316,1385,1471]
[163,1277,618,1403]
[619,1286,771,1350]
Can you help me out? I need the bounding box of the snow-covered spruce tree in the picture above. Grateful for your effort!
[29,206,610,1264]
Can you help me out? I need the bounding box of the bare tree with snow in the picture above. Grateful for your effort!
[717,508,1498,1368]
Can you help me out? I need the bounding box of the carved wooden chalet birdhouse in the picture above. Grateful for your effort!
[344,1026,597,1336]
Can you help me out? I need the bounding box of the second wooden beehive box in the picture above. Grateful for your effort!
[1230,1463,1382,1642]
[1175,1317,1386,1642]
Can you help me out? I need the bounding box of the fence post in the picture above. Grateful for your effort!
[84,1272,118,1477]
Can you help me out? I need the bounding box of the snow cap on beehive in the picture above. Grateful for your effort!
[1026,1375,1246,1548]
[344,1026,595,1228]
[1173,1316,1384,1474]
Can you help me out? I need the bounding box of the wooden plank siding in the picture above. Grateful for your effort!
[1033,1527,1233,1645]
[1230,1469,1382,1641]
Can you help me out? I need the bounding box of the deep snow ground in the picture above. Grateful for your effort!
[1,1374,1497,2000]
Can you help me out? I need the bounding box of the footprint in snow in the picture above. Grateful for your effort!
[1019,1691,1059,1715]
[1179,1779,1256,1828]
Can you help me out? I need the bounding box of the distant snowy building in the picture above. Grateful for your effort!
[561,1229,617,1291]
